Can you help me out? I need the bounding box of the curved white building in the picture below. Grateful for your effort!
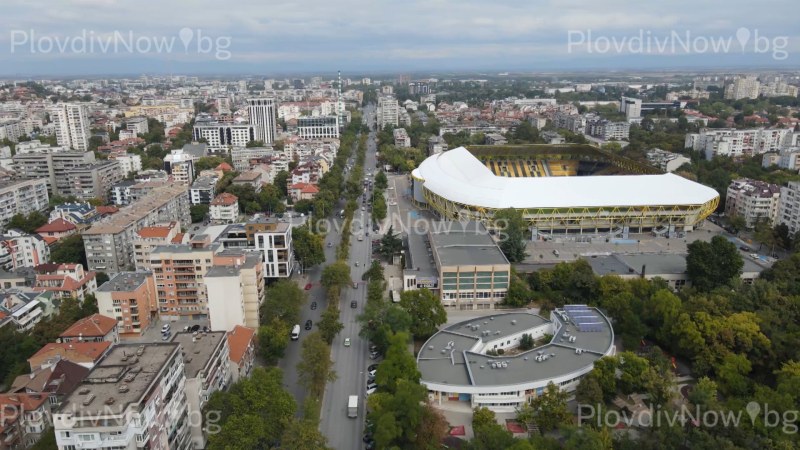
[417,306,615,413]
[411,147,720,234]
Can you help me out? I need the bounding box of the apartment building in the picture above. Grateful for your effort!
[33,263,98,301]
[28,342,111,371]
[82,184,190,273]
[619,96,642,119]
[110,153,143,177]
[125,117,149,135]
[132,222,182,270]
[247,98,278,144]
[0,393,51,449]
[65,160,123,201]
[553,112,587,134]
[724,76,760,100]
[189,176,217,206]
[49,103,91,151]
[254,221,294,278]
[209,193,239,223]
[0,291,45,332]
[227,325,256,383]
[427,136,448,156]
[645,148,692,173]
[0,230,50,270]
[59,313,119,344]
[150,239,218,320]
[163,149,196,184]
[393,128,411,147]
[586,118,630,141]
[7,359,89,410]
[686,128,793,159]
[297,116,339,139]
[230,146,276,172]
[205,252,264,330]
[170,332,230,449]
[53,343,191,450]
[111,180,137,206]
[193,118,256,150]
[12,148,121,201]
[96,272,158,338]
[0,118,26,143]
[377,96,400,128]
[35,219,77,243]
[778,181,800,235]
[725,178,782,227]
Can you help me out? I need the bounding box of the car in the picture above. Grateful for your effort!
[183,325,190,332]
[161,332,170,341]
[161,324,170,334]
[361,206,365,211]
[344,338,351,347]
[365,386,377,397]
[369,351,380,360]
[739,246,751,251]
[366,231,369,236]
[366,382,378,391]
[191,324,200,332]
[368,368,377,377]
[355,261,359,267]
[310,301,317,310]
[304,283,312,290]
[368,363,379,372]
[369,344,378,352]
[327,242,332,248]
[351,300,358,308]
[305,320,313,330]
[353,282,358,289]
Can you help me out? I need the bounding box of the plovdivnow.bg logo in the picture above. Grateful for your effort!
[9,28,231,60]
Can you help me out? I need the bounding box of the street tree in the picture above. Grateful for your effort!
[257,318,290,365]
[375,332,419,393]
[379,226,403,260]
[375,171,388,190]
[280,418,331,450]
[260,280,304,325]
[317,306,344,345]
[399,289,447,339]
[321,261,351,291]
[494,208,528,263]
[528,383,571,434]
[296,332,337,399]
[190,204,209,223]
[292,226,325,268]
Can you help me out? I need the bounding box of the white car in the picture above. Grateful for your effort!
[344,338,351,347]
[365,386,377,397]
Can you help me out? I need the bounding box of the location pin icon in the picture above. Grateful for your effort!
[745,401,760,424]
[179,28,194,52]
[736,27,751,52]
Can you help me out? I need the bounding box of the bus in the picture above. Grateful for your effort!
[290,324,300,340]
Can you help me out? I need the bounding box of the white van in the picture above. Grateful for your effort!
[291,324,300,340]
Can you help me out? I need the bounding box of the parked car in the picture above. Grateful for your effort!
[353,282,358,289]
[351,300,358,308]
[305,320,313,330]
[365,386,377,397]
[161,332,170,341]
[368,363,379,372]
[161,324,170,334]
[369,351,380,360]
[304,283,312,290]
[739,246,751,251]
[310,301,317,310]
[327,242,332,247]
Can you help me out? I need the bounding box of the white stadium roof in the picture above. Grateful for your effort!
[413,147,719,209]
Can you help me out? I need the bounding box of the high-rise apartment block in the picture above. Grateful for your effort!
[778,181,800,235]
[150,238,218,320]
[724,76,761,100]
[82,184,191,273]
[725,178,781,227]
[205,252,264,330]
[377,96,399,129]
[96,272,158,338]
[254,221,294,278]
[49,103,91,151]
[53,343,191,450]
[686,128,793,159]
[247,98,277,144]
[0,179,49,231]
[619,96,642,119]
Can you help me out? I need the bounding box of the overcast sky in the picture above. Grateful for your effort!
[1,0,798,77]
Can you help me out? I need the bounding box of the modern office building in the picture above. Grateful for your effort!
[254,221,294,278]
[53,343,191,450]
[49,103,91,151]
[170,332,230,449]
[96,272,158,338]
[247,97,278,144]
[82,184,191,273]
[297,116,339,139]
[417,307,615,414]
[0,179,49,231]
[725,178,781,227]
[193,118,256,150]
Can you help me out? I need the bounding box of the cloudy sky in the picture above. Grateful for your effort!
[1,0,798,76]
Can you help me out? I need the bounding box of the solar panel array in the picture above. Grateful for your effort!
[563,305,605,332]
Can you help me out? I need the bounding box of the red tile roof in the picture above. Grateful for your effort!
[96,206,120,215]
[227,325,256,364]
[41,236,59,245]
[35,218,77,233]
[290,182,319,194]
[171,233,185,244]
[211,192,239,206]
[216,162,234,172]
[59,314,117,339]
[29,342,111,365]
[137,226,172,239]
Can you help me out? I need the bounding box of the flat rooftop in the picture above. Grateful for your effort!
[83,184,187,235]
[418,308,614,388]
[429,221,508,267]
[97,272,151,292]
[170,331,226,378]
[59,343,180,416]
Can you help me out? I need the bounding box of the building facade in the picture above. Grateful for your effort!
[254,222,294,278]
[778,181,800,235]
[725,178,781,227]
[49,103,91,151]
[96,272,158,338]
[150,240,217,320]
[247,98,278,144]
[297,116,339,139]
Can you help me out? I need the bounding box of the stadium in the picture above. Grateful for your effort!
[410,145,719,236]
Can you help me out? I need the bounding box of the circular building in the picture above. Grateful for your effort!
[411,146,719,235]
[417,306,615,413]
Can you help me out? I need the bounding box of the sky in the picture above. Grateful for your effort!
[0,0,798,77]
